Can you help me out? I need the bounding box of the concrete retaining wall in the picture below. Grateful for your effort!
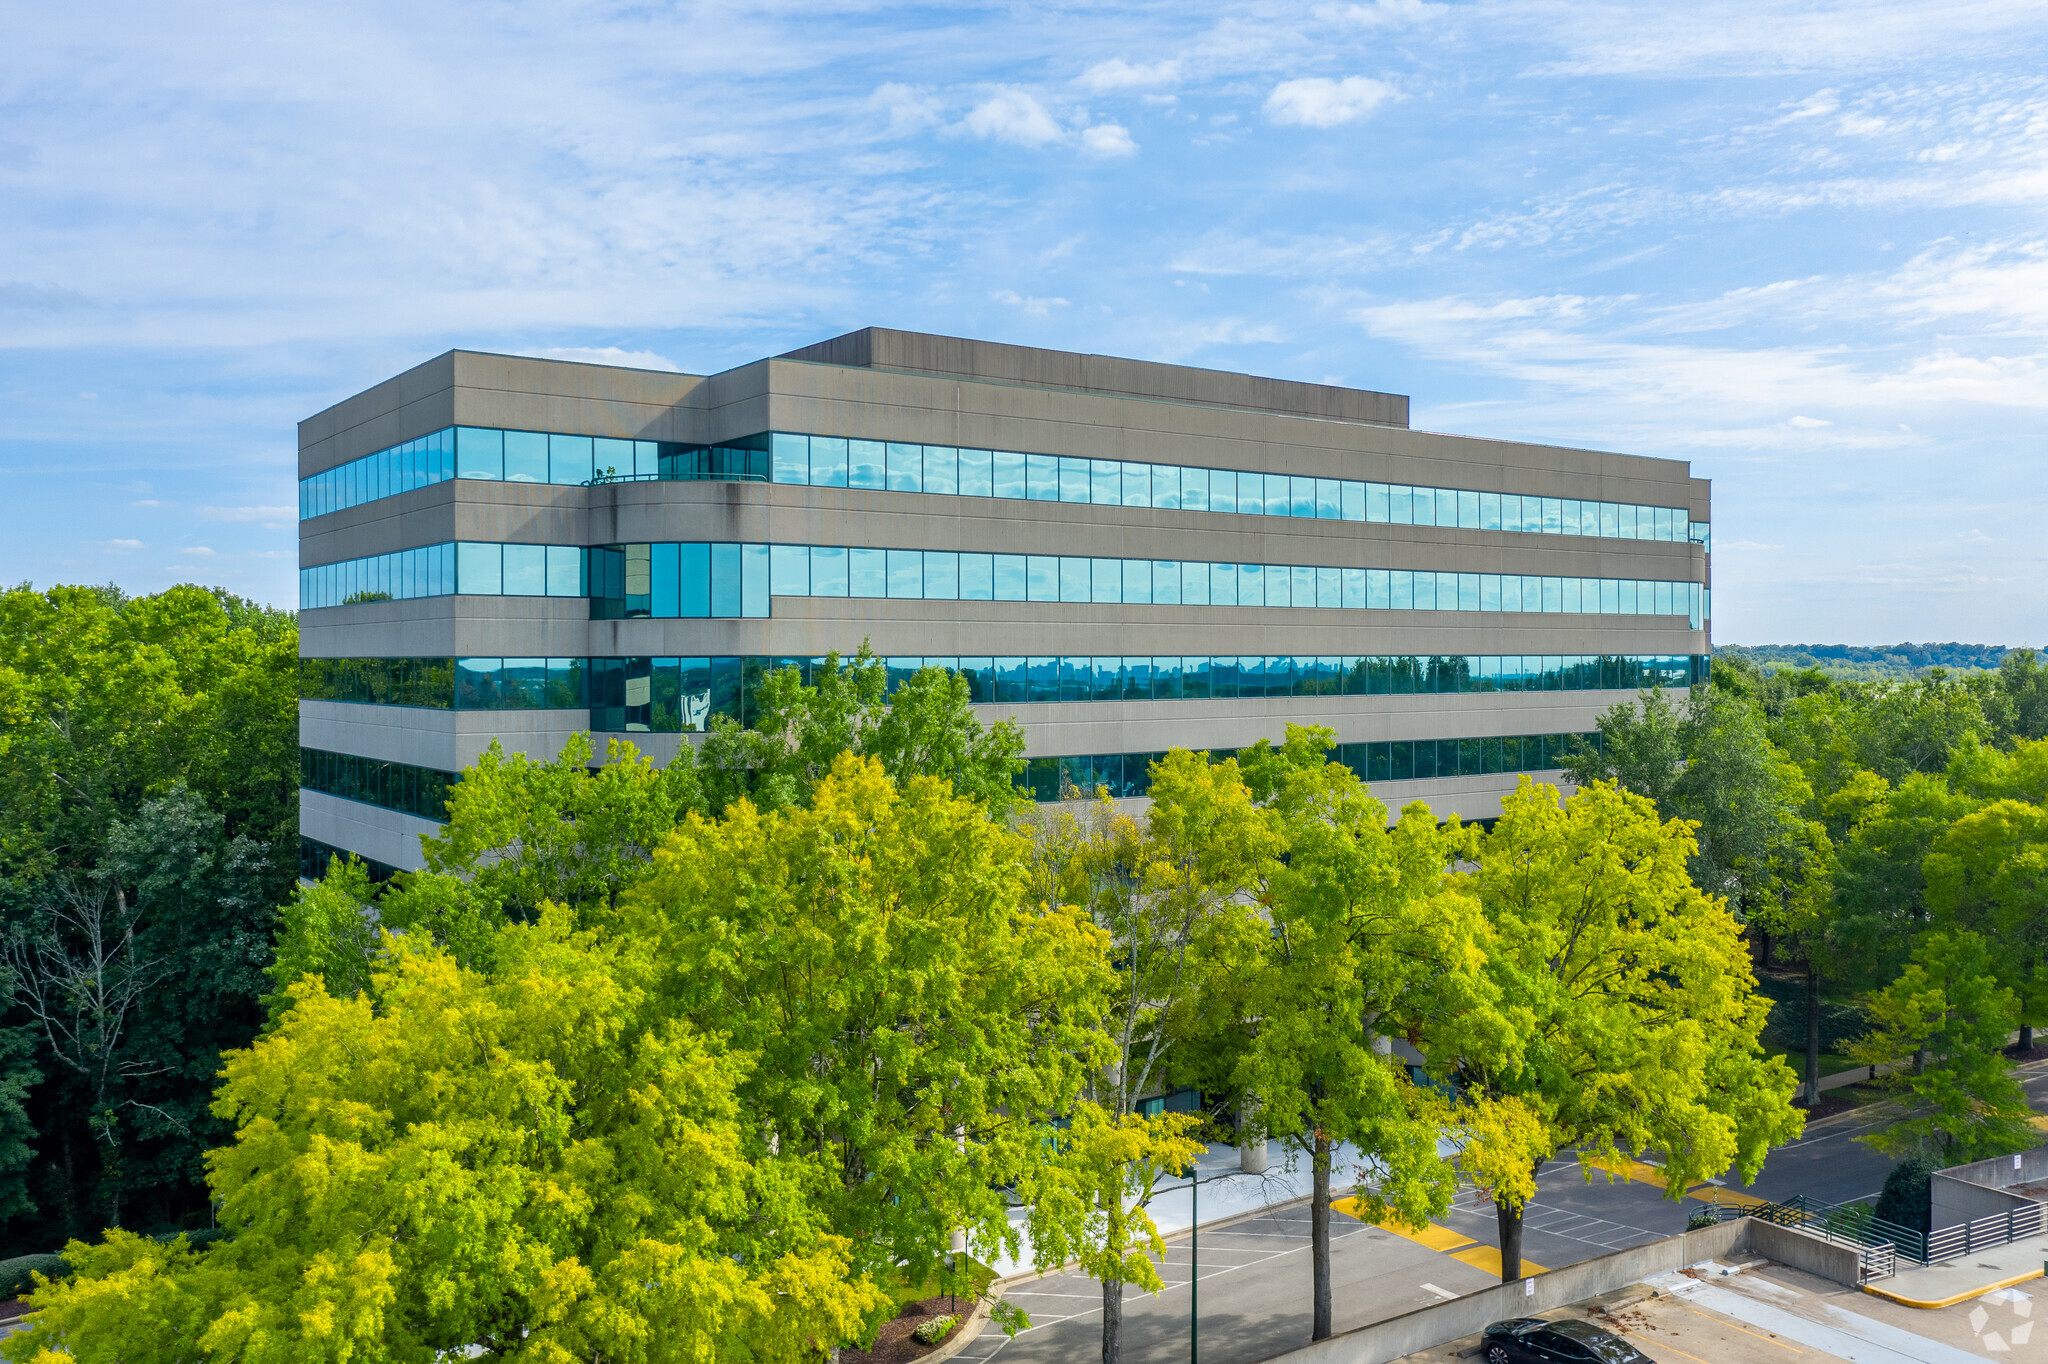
[1244,1219,1855,1364]
[1931,1146,2048,1231]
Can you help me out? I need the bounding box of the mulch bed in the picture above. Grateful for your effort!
[839,1295,972,1364]
[1796,1093,1858,1120]
[0,1298,27,1322]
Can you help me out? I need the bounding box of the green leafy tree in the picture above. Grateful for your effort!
[1210,727,1497,1341]
[0,584,297,1241]
[1849,931,2034,1161]
[1453,779,1803,1280]
[5,913,892,1363]
[1924,795,2048,1049]
[618,753,1110,1310]
[1021,750,1274,1364]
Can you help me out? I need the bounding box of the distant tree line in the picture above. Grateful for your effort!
[1715,641,2045,681]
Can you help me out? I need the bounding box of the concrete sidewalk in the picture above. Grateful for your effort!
[1865,1230,2048,1308]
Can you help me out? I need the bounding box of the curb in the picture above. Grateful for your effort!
[993,1184,1352,1289]
[1863,1267,2043,1310]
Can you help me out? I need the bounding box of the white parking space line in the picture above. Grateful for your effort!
[1658,1276,1989,1364]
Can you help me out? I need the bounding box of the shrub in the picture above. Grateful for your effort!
[1874,1156,1936,1233]
[1686,1207,1720,1231]
[914,1314,960,1346]
[0,1253,68,1299]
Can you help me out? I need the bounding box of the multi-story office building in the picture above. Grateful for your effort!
[297,328,1710,878]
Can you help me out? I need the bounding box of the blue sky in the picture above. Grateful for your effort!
[4,0,2046,644]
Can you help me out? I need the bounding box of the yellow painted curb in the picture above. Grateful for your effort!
[1451,1244,1547,1277]
[1331,1198,1477,1252]
[1863,1267,2043,1310]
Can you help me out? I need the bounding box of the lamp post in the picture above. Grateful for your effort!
[1163,1168,1225,1364]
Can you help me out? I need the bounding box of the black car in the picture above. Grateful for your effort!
[1481,1317,1651,1364]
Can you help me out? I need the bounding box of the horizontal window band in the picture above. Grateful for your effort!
[301,653,1709,715]
[299,835,406,886]
[299,539,1708,623]
[299,746,460,823]
[300,426,1710,555]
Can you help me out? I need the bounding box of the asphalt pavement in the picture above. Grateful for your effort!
[960,1088,1932,1364]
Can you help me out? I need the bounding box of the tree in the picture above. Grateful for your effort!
[1020,750,1273,1364]
[1454,779,1803,1280]
[6,914,892,1362]
[1849,931,2034,1162]
[0,584,297,1242]
[617,753,1110,1307]
[1924,797,2048,1049]
[1213,727,1496,1341]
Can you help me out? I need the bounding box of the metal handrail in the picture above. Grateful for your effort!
[1712,1193,2045,1269]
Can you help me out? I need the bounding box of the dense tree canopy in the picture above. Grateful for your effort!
[0,584,297,1248]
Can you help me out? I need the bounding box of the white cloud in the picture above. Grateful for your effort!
[961,89,1064,148]
[871,82,943,137]
[1264,76,1393,129]
[1077,58,1180,92]
[1787,415,1833,428]
[1080,123,1139,159]
[181,546,217,557]
[991,290,1070,317]
[130,498,160,507]
[97,539,144,551]
[198,504,295,522]
[518,346,684,372]
[1314,0,1446,27]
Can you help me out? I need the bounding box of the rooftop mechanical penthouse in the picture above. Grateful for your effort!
[297,327,1711,878]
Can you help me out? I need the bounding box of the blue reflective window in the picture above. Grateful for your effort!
[1542,497,1562,534]
[550,434,592,485]
[546,546,583,597]
[741,545,771,617]
[808,545,847,597]
[958,448,992,497]
[1291,476,1315,518]
[960,552,992,600]
[887,442,923,493]
[1211,563,1237,608]
[772,433,810,485]
[924,446,958,496]
[1090,460,1120,505]
[503,544,546,596]
[1315,478,1340,519]
[1210,469,1236,514]
[1026,453,1058,501]
[1184,560,1211,606]
[1026,555,1058,601]
[1059,556,1090,603]
[993,554,1026,600]
[1092,558,1122,603]
[652,543,680,616]
[1122,463,1150,508]
[1059,457,1090,503]
[1155,560,1181,605]
[1268,474,1292,518]
[1183,466,1210,511]
[1153,464,1181,510]
[924,550,958,600]
[1601,502,1619,538]
[1318,566,1340,609]
[771,544,809,596]
[504,431,549,484]
[811,437,850,488]
[849,440,886,490]
[849,548,887,597]
[993,450,1027,499]
[1620,503,1638,538]
[1123,558,1151,605]
[711,544,744,616]
[1343,567,1367,609]
[1367,483,1389,522]
[458,542,502,595]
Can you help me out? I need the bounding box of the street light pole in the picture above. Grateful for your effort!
[1165,1169,1219,1364]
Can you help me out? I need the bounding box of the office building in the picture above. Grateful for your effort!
[297,328,1710,877]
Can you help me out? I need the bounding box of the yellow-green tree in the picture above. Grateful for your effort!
[1207,727,1500,1341]
[1454,779,1803,1280]
[1019,750,1272,1364]
[5,913,889,1363]
[614,753,1111,1306]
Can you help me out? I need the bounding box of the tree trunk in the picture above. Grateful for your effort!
[1805,959,1822,1107]
[1312,1132,1333,1340]
[1100,1276,1123,1364]
[1496,1195,1525,1283]
[2023,1024,2036,1053]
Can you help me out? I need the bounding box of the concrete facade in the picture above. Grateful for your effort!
[297,328,1711,873]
